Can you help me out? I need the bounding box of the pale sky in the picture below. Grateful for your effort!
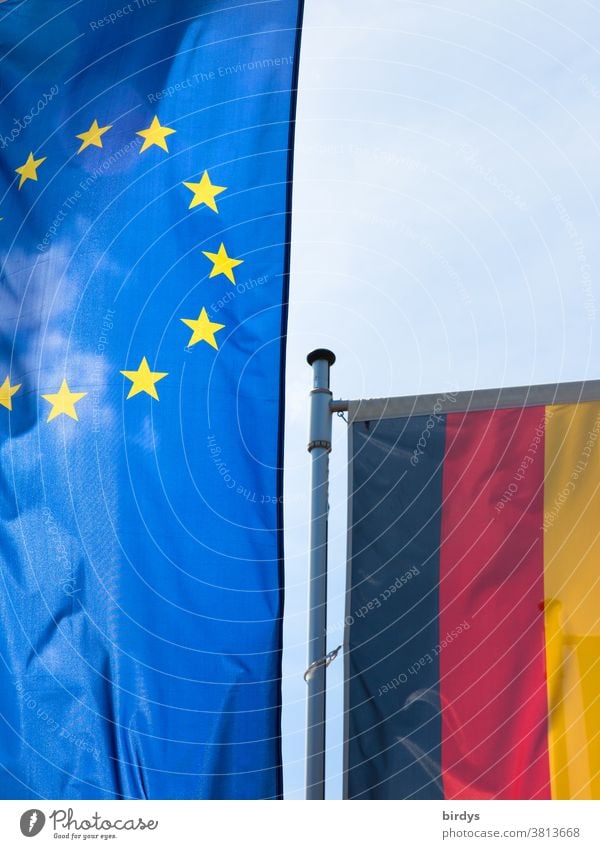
[283,0,600,799]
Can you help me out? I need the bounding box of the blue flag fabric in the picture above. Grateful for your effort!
[0,0,303,799]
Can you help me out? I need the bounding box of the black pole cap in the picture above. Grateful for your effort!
[307,348,336,367]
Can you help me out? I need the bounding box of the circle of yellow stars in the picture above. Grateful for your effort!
[2,112,254,423]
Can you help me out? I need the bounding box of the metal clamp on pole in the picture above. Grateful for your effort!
[305,348,336,801]
[304,644,342,683]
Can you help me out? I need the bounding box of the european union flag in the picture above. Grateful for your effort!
[0,0,303,799]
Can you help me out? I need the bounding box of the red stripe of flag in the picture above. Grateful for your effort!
[439,407,550,799]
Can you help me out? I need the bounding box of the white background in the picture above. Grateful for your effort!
[0,800,598,847]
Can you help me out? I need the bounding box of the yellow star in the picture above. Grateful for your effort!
[183,171,227,213]
[181,307,225,350]
[120,357,168,400]
[136,115,176,154]
[202,242,244,285]
[42,379,87,422]
[15,152,47,190]
[76,119,112,153]
[0,376,21,411]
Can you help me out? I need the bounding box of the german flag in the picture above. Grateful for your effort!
[345,385,600,799]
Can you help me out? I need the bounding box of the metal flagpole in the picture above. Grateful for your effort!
[305,348,336,800]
